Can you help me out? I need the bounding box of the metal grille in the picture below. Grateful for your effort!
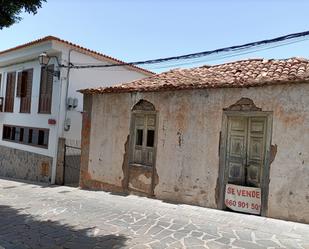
[64,145,81,187]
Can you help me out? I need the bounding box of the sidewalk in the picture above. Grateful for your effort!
[0,178,308,249]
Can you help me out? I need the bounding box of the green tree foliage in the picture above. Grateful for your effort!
[0,0,46,29]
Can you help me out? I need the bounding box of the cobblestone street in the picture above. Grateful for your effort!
[0,178,308,249]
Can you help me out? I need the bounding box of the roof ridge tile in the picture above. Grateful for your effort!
[79,57,309,94]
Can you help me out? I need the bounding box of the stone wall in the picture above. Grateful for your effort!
[0,145,53,183]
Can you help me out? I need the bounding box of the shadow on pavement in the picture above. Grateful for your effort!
[0,205,128,249]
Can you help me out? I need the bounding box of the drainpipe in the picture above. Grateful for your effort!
[51,50,73,184]
[51,66,64,185]
[64,49,73,132]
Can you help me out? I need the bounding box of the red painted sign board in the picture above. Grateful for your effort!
[48,119,57,125]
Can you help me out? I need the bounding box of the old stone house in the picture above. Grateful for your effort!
[79,57,309,223]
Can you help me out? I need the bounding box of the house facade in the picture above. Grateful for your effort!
[0,36,153,184]
[79,58,309,223]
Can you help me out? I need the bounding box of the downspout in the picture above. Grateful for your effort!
[51,50,73,184]
[64,49,74,131]
[51,65,64,184]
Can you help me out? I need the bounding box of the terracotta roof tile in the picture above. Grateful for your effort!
[80,57,309,94]
[0,36,154,76]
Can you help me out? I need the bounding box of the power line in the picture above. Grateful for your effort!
[146,36,309,70]
[67,30,309,69]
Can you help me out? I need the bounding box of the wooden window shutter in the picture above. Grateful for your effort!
[38,65,54,113]
[16,72,22,97]
[17,71,28,97]
[21,71,27,97]
[4,72,16,112]
[20,69,33,113]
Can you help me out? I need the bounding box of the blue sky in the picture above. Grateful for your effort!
[1,0,309,72]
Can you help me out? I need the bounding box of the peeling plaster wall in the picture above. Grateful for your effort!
[128,165,152,193]
[84,83,309,223]
[86,94,131,189]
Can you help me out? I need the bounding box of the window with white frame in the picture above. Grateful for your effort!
[130,100,157,167]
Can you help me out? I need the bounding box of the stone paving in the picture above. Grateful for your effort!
[0,178,308,249]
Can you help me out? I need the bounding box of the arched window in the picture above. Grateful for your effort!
[130,100,157,167]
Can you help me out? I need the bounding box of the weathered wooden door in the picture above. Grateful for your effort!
[127,99,157,196]
[226,116,267,187]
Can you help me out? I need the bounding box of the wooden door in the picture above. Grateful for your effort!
[128,112,157,195]
[246,117,267,187]
[226,116,267,187]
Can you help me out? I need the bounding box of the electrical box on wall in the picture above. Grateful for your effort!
[73,98,78,108]
[67,97,78,110]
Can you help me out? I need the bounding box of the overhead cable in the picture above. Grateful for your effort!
[66,30,309,69]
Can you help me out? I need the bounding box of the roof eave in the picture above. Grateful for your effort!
[78,79,309,95]
[0,36,155,76]
[0,40,55,67]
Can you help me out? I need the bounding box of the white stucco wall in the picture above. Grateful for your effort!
[58,47,151,146]
[0,58,62,159]
[0,41,151,184]
[86,83,309,223]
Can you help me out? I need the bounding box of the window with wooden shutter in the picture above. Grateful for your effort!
[4,72,16,112]
[130,100,157,167]
[19,69,33,113]
[38,65,54,114]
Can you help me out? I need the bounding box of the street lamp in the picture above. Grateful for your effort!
[38,52,62,79]
[38,52,50,66]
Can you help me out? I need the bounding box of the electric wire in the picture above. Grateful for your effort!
[146,36,309,70]
[65,30,309,70]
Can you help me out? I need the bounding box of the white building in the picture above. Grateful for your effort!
[0,36,153,185]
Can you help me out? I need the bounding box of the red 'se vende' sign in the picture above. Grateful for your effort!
[225,184,261,215]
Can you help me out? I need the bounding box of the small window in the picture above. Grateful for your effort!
[2,125,49,148]
[14,127,20,142]
[11,127,16,140]
[136,129,143,146]
[19,128,24,142]
[38,130,45,146]
[3,126,11,140]
[28,129,33,144]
